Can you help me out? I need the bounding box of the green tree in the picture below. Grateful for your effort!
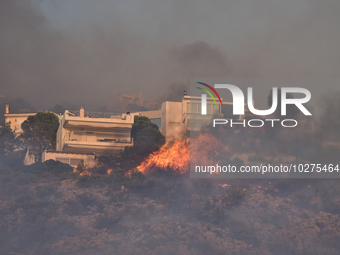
[130,116,165,157]
[21,112,59,162]
[0,122,16,154]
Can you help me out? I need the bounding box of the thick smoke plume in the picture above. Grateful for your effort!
[1,0,340,110]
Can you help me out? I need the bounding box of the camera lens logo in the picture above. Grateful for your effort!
[196,82,222,115]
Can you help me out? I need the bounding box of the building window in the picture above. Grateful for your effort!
[72,132,82,141]
[222,104,239,119]
[70,159,84,166]
[188,102,218,114]
[169,122,180,126]
[207,104,219,114]
[96,132,130,143]
[56,158,70,164]
[150,118,161,127]
[188,103,201,113]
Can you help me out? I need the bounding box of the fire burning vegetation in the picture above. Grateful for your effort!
[2,151,340,255]
[2,125,340,255]
[71,133,227,177]
[70,140,191,176]
[73,167,113,176]
[4,110,340,254]
[137,140,190,174]
[137,132,228,175]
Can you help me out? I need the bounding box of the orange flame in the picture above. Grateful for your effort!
[137,133,228,175]
[137,140,190,174]
[73,167,91,176]
[219,184,231,188]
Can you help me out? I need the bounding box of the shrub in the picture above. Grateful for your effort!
[94,214,121,229]
[35,185,58,198]
[189,195,223,224]
[223,186,247,208]
[229,220,260,246]
[192,179,213,193]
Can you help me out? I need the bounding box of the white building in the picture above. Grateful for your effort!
[159,95,249,142]
[3,105,36,136]
[160,96,223,142]
[42,107,138,167]
[42,150,96,168]
[56,108,135,156]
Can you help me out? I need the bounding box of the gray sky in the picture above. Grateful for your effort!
[1,0,340,110]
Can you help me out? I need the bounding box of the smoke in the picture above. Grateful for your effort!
[1,2,340,253]
[316,90,340,142]
[158,82,188,102]
[1,0,340,110]
[170,41,228,77]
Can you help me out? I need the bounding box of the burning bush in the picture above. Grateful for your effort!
[137,132,229,176]
[137,139,190,174]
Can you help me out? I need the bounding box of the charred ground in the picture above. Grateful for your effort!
[0,155,340,255]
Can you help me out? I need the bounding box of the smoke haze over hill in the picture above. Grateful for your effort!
[1,0,340,110]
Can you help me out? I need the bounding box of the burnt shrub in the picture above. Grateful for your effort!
[124,205,151,221]
[314,184,337,198]
[12,193,50,211]
[189,194,223,224]
[77,193,105,211]
[314,183,340,214]
[94,213,122,229]
[293,192,314,209]
[267,232,299,255]
[126,171,155,192]
[25,160,72,176]
[192,179,213,194]
[259,210,288,228]
[229,220,260,246]
[43,159,73,174]
[76,175,93,188]
[223,185,247,208]
[270,179,308,196]
[35,185,58,199]
[63,199,84,216]
[322,200,340,214]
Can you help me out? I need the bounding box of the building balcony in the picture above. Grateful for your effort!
[61,110,134,132]
[61,136,133,156]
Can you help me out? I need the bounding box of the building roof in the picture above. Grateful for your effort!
[4,112,36,117]
[67,110,123,118]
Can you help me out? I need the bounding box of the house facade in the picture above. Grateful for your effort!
[161,96,226,142]
[56,108,135,156]
[3,105,36,136]
[42,150,96,168]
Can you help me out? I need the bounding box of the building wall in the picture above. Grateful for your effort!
[136,110,161,119]
[4,113,36,136]
[159,96,226,142]
[42,151,96,167]
[161,101,185,142]
[56,109,135,156]
[133,110,162,128]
